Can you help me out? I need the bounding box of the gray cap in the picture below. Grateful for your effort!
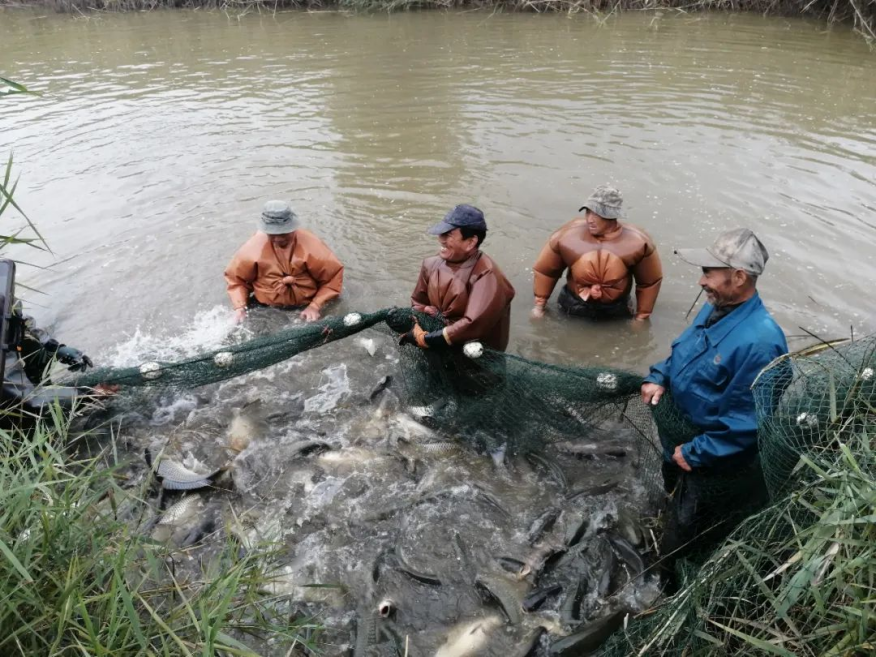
[258,200,298,235]
[676,228,769,276]
[579,184,624,220]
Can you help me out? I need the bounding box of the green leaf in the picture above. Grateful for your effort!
[0,536,34,583]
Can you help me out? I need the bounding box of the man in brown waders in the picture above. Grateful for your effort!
[399,204,515,406]
[531,184,663,321]
[225,201,344,324]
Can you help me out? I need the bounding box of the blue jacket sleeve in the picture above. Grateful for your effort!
[644,355,671,388]
[681,343,779,468]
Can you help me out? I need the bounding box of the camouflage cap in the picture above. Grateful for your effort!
[579,184,624,220]
[676,228,769,276]
[258,200,299,235]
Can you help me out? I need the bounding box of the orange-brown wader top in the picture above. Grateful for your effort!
[532,218,663,319]
[224,230,344,311]
[411,252,516,352]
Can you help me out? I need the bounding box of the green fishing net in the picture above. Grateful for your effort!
[70,308,874,655]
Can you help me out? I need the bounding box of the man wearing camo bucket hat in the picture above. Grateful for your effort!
[531,184,663,321]
[225,201,344,323]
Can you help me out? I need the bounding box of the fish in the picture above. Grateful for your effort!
[353,608,380,657]
[157,494,203,526]
[408,397,450,419]
[368,374,391,401]
[475,574,528,625]
[155,458,225,491]
[563,513,590,548]
[434,615,502,657]
[151,495,213,545]
[527,507,562,546]
[548,608,628,656]
[376,598,396,618]
[560,578,587,625]
[554,440,628,458]
[511,626,546,657]
[397,438,462,457]
[607,534,645,585]
[564,478,622,502]
[517,541,567,581]
[525,452,568,491]
[522,584,563,612]
[226,403,264,453]
[393,543,442,586]
[472,484,512,519]
[358,337,378,358]
[288,440,332,458]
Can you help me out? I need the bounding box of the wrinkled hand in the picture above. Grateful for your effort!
[234,308,247,324]
[640,382,665,406]
[92,384,120,397]
[281,275,296,286]
[422,306,439,317]
[398,318,428,349]
[673,445,692,472]
[57,345,93,372]
[530,305,546,320]
[300,305,321,323]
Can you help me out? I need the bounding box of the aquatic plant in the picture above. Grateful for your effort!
[0,409,317,655]
[3,0,873,41]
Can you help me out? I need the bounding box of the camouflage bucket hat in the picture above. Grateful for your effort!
[258,200,299,235]
[579,184,624,220]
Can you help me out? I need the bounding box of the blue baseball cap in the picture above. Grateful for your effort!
[427,204,488,235]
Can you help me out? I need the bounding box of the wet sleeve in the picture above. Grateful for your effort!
[644,355,671,388]
[532,232,566,302]
[632,243,663,320]
[306,238,344,309]
[681,343,781,468]
[224,249,257,310]
[444,272,506,345]
[411,262,431,311]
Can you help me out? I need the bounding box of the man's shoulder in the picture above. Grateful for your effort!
[234,232,269,258]
[731,302,787,356]
[421,255,444,271]
[621,223,656,247]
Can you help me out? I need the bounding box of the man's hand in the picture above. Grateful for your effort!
[233,308,247,324]
[92,384,120,397]
[300,304,321,323]
[399,319,429,349]
[530,305,546,319]
[641,382,665,406]
[422,306,439,317]
[673,445,693,472]
[281,275,296,286]
[57,346,93,372]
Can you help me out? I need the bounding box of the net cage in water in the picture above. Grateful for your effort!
[602,335,876,656]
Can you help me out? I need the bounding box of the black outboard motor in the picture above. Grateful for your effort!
[0,259,80,417]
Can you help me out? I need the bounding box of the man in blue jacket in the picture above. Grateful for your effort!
[641,228,788,569]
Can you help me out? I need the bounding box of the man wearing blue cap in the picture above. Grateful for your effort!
[401,204,515,352]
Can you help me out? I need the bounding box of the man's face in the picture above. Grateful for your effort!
[268,232,295,248]
[699,267,739,307]
[438,228,477,263]
[585,210,615,238]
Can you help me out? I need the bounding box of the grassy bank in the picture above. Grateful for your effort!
[0,410,315,655]
[0,0,874,41]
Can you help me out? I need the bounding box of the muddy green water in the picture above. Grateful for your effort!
[1,9,875,368]
[2,8,876,655]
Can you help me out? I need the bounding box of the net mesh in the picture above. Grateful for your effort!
[67,309,874,655]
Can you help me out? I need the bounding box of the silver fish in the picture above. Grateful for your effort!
[156,459,223,491]
[434,615,502,657]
